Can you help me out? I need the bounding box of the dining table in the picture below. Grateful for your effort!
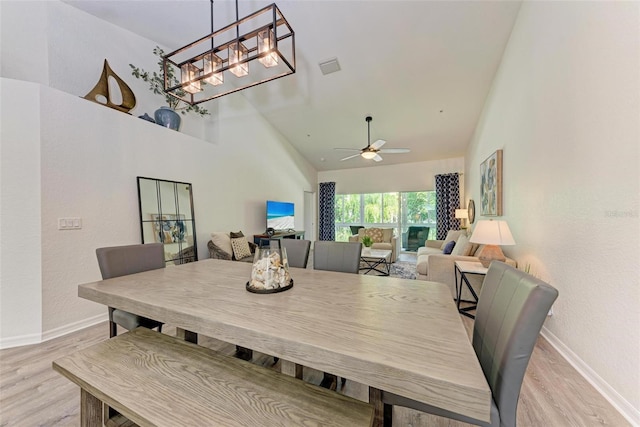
[78,258,491,426]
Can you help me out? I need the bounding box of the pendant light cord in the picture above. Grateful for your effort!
[210,0,214,51]
[235,0,240,41]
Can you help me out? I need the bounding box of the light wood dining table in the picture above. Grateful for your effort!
[78,258,491,426]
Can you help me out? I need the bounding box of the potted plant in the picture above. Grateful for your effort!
[130,47,209,130]
[362,235,373,248]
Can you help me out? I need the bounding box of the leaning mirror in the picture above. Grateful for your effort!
[137,177,197,265]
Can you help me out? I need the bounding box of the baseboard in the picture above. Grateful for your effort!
[0,332,43,349]
[41,313,108,343]
[541,327,640,426]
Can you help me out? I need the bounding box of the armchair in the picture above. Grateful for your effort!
[208,231,256,263]
[349,227,397,262]
[402,226,430,251]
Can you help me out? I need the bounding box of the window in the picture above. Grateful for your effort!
[335,191,435,250]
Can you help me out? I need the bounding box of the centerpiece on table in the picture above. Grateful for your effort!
[247,244,293,294]
[129,47,210,130]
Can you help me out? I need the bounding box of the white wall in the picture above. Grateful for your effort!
[465,1,639,422]
[0,0,316,346]
[318,158,464,194]
[0,81,43,347]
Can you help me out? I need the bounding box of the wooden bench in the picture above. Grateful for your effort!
[52,328,373,426]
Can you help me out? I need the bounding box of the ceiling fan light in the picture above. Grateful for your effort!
[361,151,377,160]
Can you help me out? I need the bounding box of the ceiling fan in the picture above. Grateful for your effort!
[335,116,410,162]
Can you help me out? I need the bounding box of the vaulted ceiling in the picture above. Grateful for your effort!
[64,0,522,171]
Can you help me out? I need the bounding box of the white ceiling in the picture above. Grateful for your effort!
[64,0,522,171]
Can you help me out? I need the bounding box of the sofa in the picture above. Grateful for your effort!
[416,229,516,299]
[208,231,257,263]
[349,227,398,262]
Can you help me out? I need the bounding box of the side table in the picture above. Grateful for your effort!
[453,260,488,319]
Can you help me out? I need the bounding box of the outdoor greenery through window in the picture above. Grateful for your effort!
[335,191,436,251]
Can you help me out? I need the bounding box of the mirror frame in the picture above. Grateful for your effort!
[137,176,198,265]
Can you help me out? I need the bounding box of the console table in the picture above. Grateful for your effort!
[253,230,305,246]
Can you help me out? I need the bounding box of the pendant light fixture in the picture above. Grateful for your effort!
[162,0,295,106]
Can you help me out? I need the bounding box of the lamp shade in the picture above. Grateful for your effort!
[455,209,468,219]
[469,220,515,246]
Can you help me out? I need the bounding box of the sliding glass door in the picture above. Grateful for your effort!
[335,191,435,251]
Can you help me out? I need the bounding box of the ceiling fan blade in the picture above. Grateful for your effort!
[373,154,383,162]
[378,148,410,154]
[370,139,386,150]
[334,148,361,152]
[340,153,361,161]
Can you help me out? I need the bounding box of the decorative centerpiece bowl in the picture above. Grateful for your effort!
[247,247,293,293]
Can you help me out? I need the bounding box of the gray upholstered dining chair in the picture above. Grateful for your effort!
[313,240,363,389]
[313,240,362,274]
[278,238,311,269]
[96,243,166,338]
[382,261,559,427]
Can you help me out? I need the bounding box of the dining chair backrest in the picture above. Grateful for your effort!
[276,239,311,269]
[96,243,165,279]
[96,243,166,338]
[472,261,558,426]
[313,241,362,274]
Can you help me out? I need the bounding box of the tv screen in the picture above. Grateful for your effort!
[266,200,295,231]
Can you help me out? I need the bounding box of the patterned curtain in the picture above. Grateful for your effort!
[435,173,461,239]
[318,182,336,241]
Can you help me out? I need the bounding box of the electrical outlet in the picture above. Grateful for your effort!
[58,217,82,230]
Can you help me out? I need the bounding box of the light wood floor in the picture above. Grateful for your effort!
[1,316,629,427]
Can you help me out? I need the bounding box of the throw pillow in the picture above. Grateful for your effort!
[210,232,233,257]
[380,228,394,243]
[442,240,456,255]
[451,235,469,256]
[230,231,245,239]
[363,228,384,243]
[230,237,252,260]
[208,241,232,260]
[440,230,467,249]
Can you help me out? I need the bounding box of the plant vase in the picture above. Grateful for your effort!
[154,106,181,131]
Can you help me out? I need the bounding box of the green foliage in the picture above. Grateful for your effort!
[129,46,209,117]
[334,191,437,242]
[362,235,373,247]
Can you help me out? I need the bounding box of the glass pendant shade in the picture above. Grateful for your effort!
[181,63,201,94]
[229,41,249,77]
[361,151,377,160]
[203,52,224,86]
[258,28,278,68]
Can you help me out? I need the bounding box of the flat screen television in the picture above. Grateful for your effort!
[266,200,295,231]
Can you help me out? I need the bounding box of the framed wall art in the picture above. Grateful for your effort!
[480,149,503,216]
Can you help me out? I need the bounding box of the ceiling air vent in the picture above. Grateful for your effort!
[318,58,341,75]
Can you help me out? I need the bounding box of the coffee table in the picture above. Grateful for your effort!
[360,248,392,276]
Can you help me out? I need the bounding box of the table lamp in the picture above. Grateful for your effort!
[455,209,469,229]
[469,220,515,267]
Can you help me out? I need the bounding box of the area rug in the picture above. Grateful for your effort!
[389,261,417,280]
